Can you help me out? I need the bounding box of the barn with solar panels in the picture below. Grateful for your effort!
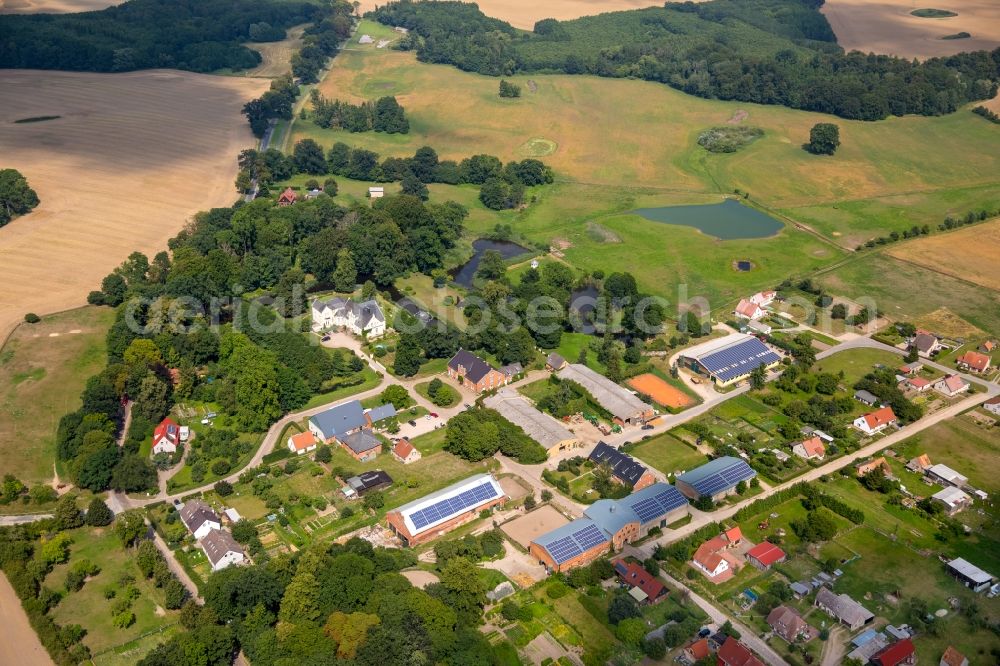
[677,334,781,387]
[529,482,689,572]
[385,474,506,546]
[675,456,756,501]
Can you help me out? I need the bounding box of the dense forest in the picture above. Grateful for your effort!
[372,0,1000,120]
[310,93,410,133]
[0,0,320,72]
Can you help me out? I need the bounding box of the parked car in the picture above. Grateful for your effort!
[429,412,439,418]
[206,411,218,418]
[200,418,210,425]
[698,627,711,638]
[408,420,417,427]
[641,424,654,431]
[321,335,331,342]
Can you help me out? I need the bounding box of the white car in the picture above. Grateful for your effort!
[200,418,210,425]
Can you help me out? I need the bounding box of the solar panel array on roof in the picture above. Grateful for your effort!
[543,521,610,564]
[625,485,688,524]
[678,457,756,496]
[697,337,780,383]
[409,481,499,532]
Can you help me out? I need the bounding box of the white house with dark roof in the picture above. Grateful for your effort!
[200,530,245,571]
[311,297,385,337]
[180,500,221,540]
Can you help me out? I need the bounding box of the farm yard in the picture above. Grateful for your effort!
[0,306,114,484]
[821,0,1000,59]
[0,69,266,341]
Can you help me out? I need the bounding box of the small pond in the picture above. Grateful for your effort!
[451,239,532,288]
[633,199,783,240]
[570,284,599,317]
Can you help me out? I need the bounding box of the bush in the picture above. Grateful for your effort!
[24,312,40,323]
[697,126,764,153]
[546,581,570,599]
[214,480,234,496]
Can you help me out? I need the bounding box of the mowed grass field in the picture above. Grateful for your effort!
[239,24,307,78]
[0,306,113,483]
[0,69,267,342]
[816,253,1000,335]
[886,216,1000,290]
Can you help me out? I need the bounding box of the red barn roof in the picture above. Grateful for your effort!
[717,636,765,666]
[745,541,786,567]
[871,638,915,666]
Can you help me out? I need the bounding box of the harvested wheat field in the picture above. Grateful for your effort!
[0,573,50,666]
[823,0,1000,59]
[0,0,119,13]
[355,0,667,29]
[626,373,694,410]
[887,217,1000,291]
[0,70,266,341]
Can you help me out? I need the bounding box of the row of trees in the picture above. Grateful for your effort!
[0,0,320,73]
[309,92,409,133]
[372,0,1000,121]
[0,168,39,227]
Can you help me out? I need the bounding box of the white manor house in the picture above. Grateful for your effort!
[311,297,386,337]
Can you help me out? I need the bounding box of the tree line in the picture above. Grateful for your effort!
[282,139,553,210]
[0,168,39,227]
[0,0,321,73]
[309,92,409,133]
[371,0,1000,121]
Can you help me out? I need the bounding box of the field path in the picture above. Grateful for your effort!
[0,572,52,666]
[0,69,268,341]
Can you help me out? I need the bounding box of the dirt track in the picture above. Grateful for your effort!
[0,573,52,666]
[0,69,266,342]
[823,0,1000,59]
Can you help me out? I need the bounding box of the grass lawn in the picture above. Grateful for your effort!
[627,433,708,477]
[408,426,448,455]
[47,526,176,657]
[892,414,1000,494]
[302,366,382,409]
[414,380,459,407]
[555,332,603,372]
[0,306,114,483]
[811,347,902,385]
[395,272,468,329]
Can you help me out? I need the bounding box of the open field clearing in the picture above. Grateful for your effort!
[302,37,1000,219]
[0,70,266,342]
[0,0,118,13]
[817,254,1000,335]
[886,216,1000,291]
[0,573,50,666]
[240,24,307,78]
[356,0,667,29]
[823,0,1000,59]
[0,306,113,483]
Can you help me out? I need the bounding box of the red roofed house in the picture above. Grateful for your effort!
[717,636,765,666]
[792,436,826,460]
[871,638,916,666]
[904,376,932,393]
[956,350,991,373]
[939,645,968,666]
[853,407,897,436]
[933,374,970,398]
[745,541,786,570]
[750,291,776,307]
[391,438,421,464]
[979,340,996,354]
[984,395,1000,417]
[734,298,765,321]
[613,559,668,604]
[724,525,743,546]
[152,418,180,455]
[693,536,731,579]
[277,187,297,206]
[684,638,710,663]
[855,457,891,477]
[287,431,318,455]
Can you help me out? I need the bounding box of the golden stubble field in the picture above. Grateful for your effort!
[0,0,118,12]
[355,0,665,29]
[823,0,1000,59]
[887,216,1000,291]
[0,70,267,341]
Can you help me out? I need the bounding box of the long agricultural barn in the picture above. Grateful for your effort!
[386,474,506,546]
[675,456,756,502]
[484,388,579,453]
[677,335,781,387]
[530,482,688,572]
[556,363,654,424]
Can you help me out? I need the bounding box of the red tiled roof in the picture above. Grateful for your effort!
[725,526,743,543]
[872,638,914,666]
[393,438,415,458]
[746,541,786,567]
[693,536,728,571]
[614,560,666,601]
[799,436,825,457]
[864,407,897,429]
[278,187,297,202]
[906,377,931,388]
[735,299,761,318]
[956,351,990,372]
[687,638,710,660]
[717,636,765,666]
[153,417,179,443]
[985,395,1000,406]
[289,431,316,451]
[938,374,968,393]
[940,646,966,666]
